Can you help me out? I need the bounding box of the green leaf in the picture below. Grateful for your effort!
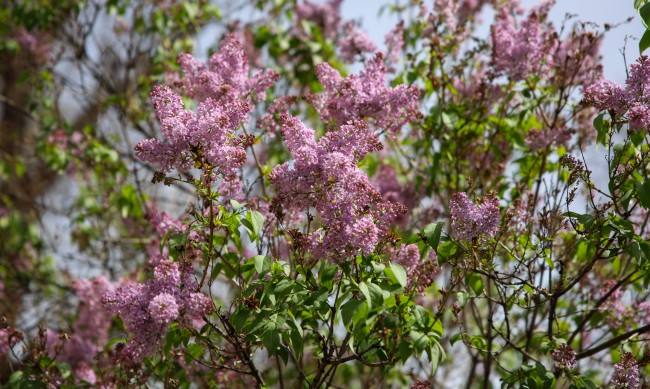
[254,255,272,275]
[359,282,372,309]
[262,330,281,353]
[450,332,463,346]
[58,362,72,379]
[230,199,245,211]
[437,241,457,259]
[423,222,443,249]
[242,210,265,241]
[398,340,413,362]
[640,2,650,27]
[289,328,303,359]
[367,282,385,309]
[427,343,441,375]
[466,273,484,296]
[410,330,428,353]
[341,299,365,328]
[636,0,646,11]
[593,113,607,145]
[636,180,650,209]
[185,343,205,361]
[386,262,407,287]
[640,28,650,54]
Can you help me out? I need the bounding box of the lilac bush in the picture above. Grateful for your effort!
[1,0,649,388]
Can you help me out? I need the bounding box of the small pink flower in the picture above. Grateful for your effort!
[149,293,180,324]
[450,193,500,241]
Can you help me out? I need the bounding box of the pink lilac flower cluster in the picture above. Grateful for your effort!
[269,114,405,260]
[399,249,440,296]
[409,379,433,389]
[45,276,114,384]
[610,352,640,389]
[295,0,343,41]
[175,34,278,103]
[450,192,500,242]
[597,280,650,330]
[491,6,557,81]
[258,96,298,135]
[421,0,490,46]
[148,209,186,237]
[135,35,278,180]
[553,29,602,87]
[551,343,576,370]
[307,53,422,135]
[525,126,573,151]
[383,21,404,72]
[374,164,417,226]
[0,327,23,354]
[338,21,377,62]
[408,255,440,296]
[584,56,650,131]
[388,244,420,270]
[102,260,212,364]
[15,27,51,65]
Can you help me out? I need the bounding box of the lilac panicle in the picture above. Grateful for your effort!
[491,8,557,81]
[43,276,113,384]
[583,80,628,115]
[583,56,650,133]
[628,103,650,131]
[338,22,377,63]
[135,35,278,179]
[148,293,180,324]
[384,21,404,72]
[310,53,421,134]
[295,0,343,40]
[625,55,650,102]
[551,343,576,370]
[102,260,212,364]
[610,353,640,389]
[177,33,279,103]
[135,85,251,176]
[405,250,440,296]
[450,192,500,241]
[269,114,404,261]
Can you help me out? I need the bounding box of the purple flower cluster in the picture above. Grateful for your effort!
[134,84,251,176]
[525,126,573,151]
[405,250,440,296]
[44,276,114,384]
[610,353,640,389]
[551,343,576,371]
[308,53,422,135]
[384,22,404,72]
[175,34,278,103]
[388,244,420,270]
[450,192,500,242]
[269,114,404,260]
[491,8,557,81]
[374,164,417,226]
[410,380,433,389]
[338,22,377,62]
[583,80,628,115]
[0,327,23,354]
[597,279,650,330]
[135,34,278,179]
[295,0,343,41]
[584,56,650,131]
[102,260,212,364]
